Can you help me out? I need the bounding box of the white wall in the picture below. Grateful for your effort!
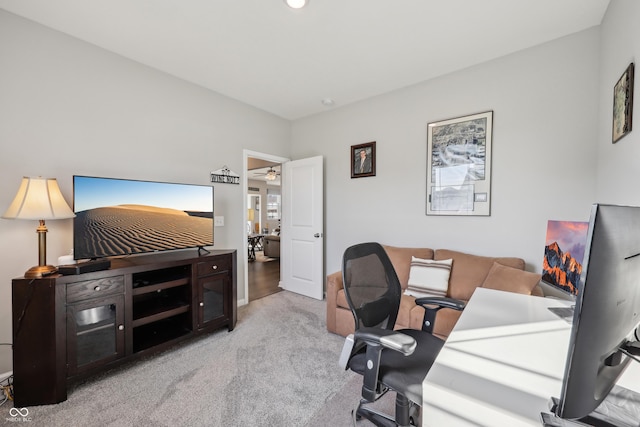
[0,11,290,373]
[291,28,601,277]
[3,1,639,377]
[596,1,640,204]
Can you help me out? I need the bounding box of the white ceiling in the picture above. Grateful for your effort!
[0,0,610,120]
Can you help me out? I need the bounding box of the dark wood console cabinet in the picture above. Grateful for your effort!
[11,249,236,407]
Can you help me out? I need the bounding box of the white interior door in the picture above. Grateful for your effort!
[280,156,324,300]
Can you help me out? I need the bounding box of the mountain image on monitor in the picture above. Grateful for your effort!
[541,220,589,296]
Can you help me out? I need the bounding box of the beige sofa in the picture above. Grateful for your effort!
[326,245,543,339]
[263,235,280,258]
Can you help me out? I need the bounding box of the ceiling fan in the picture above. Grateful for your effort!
[254,167,281,181]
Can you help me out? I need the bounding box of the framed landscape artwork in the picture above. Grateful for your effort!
[612,62,634,143]
[351,141,376,178]
[426,111,493,216]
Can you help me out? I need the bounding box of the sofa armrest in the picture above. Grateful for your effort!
[326,271,344,333]
[327,270,344,293]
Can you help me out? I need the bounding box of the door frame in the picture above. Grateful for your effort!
[243,149,289,304]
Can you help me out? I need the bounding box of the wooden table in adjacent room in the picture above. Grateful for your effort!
[247,234,264,261]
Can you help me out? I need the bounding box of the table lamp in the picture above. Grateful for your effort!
[2,177,75,278]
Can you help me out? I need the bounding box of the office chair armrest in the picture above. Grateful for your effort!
[338,330,416,371]
[414,297,466,334]
[355,328,417,356]
[338,334,355,370]
[414,296,465,311]
[353,328,418,402]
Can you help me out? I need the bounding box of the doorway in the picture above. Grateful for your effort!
[244,150,288,302]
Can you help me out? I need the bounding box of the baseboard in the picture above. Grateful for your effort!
[0,370,12,383]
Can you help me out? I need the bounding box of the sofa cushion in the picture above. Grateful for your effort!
[481,262,542,295]
[405,257,452,298]
[435,249,525,301]
[382,246,434,289]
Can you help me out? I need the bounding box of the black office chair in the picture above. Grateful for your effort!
[338,242,465,427]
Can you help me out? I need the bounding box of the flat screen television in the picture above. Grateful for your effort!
[73,176,214,260]
[547,204,640,425]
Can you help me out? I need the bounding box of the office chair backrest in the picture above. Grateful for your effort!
[342,242,402,331]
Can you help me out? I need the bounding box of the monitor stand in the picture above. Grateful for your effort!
[547,306,575,323]
[541,385,640,427]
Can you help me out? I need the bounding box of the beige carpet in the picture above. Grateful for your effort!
[1,291,396,426]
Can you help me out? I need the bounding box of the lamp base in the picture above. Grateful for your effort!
[24,264,58,279]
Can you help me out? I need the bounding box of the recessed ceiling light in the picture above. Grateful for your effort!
[321,98,335,107]
[285,0,308,9]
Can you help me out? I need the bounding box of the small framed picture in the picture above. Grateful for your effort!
[613,62,634,143]
[351,141,376,178]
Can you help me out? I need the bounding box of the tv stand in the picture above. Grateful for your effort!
[11,249,236,407]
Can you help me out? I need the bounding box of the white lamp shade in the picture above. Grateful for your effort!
[2,177,75,220]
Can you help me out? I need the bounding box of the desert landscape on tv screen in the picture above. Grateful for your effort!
[73,177,213,259]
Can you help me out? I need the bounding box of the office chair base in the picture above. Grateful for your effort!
[352,396,419,427]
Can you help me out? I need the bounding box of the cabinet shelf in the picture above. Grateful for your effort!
[132,277,189,296]
[133,317,191,353]
[77,321,114,336]
[132,300,190,328]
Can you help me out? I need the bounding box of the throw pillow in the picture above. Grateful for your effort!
[405,257,453,298]
[481,262,541,295]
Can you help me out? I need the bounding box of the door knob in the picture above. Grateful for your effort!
[314,233,322,238]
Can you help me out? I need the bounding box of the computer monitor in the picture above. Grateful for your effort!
[552,204,640,424]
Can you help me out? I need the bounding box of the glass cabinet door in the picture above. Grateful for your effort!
[198,273,228,328]
[67,294,125,375]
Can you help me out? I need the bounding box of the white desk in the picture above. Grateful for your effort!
[422,287,640,426]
